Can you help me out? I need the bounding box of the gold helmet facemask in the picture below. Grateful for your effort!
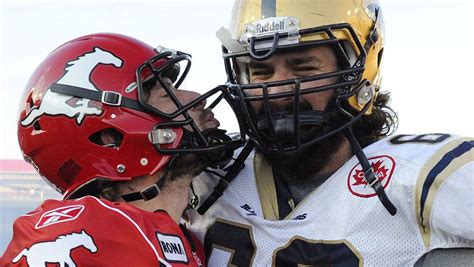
[218,0,396,215]
[219,0,384,153]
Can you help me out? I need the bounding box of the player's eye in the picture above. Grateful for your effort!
[294,66,318,72]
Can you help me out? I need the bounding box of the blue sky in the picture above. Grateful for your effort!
[1,0,473,159]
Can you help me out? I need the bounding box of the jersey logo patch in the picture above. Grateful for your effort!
[347,155,396,198]
[35,205,84,229]
[12,230,97,266]
[156,232,188,263]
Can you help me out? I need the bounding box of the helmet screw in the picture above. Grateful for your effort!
[140,158,148,166]
[117,164,125,173]
[148,128,176,144]
[357,84,374,104]
[163,131,173,139]
[111,114,117,119]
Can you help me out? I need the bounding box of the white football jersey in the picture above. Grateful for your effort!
[187,134,474,266]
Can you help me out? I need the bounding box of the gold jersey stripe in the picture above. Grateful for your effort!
[254,152,280,220]
[415,137,474,248]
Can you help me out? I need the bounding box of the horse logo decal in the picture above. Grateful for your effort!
[12,230,97,267]
[20,47,123,126]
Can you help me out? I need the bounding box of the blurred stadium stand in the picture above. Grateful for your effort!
[0,159,61,253]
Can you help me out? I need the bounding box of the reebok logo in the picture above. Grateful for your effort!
[35,205,84,229]
[240,204,257,216]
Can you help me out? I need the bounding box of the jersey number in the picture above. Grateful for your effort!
[204,219,361,266]
[389,134,450,145]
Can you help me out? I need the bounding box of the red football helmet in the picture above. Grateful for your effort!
[18,33,243,198]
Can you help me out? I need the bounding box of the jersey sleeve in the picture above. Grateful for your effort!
[414,137,474,249]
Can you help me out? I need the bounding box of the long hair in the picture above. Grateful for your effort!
[67,178,121,201]
[351,91,398,148]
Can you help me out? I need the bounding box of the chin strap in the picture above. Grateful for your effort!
[187,183,199,210]
[121,163,201,209]
[121,177,166,202]
[121,168,170,202]
[197,141,255,215]
[344,128,397,216]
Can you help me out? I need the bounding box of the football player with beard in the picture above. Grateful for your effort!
[186,0,474,266]
[1,33,244,266]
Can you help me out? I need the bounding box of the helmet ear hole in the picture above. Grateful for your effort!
[89,128,123,148]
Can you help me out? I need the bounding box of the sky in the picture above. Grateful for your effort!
[0,0,473,159]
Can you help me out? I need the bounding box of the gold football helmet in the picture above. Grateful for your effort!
[218,0,396,215]
[222,0,385,113]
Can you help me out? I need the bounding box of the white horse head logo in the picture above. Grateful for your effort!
[20,47,123,126]
[12,230,97,267]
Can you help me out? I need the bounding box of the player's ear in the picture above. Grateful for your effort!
[100,129,117,147]
[89,128,123,148]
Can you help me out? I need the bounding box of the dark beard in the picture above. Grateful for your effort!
[262,132,345,181]
[256,97,345,181]
[256,98,323,148]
